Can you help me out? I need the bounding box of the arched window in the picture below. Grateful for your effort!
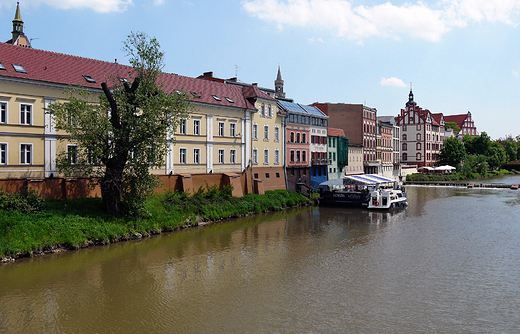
[302,133,306,143]
[290,150,295,162]
[290,132,294,142]
[417,133,421,141]
[402,143,407,150]
[416,143,421,150]
[402,134,407,140]
[402,153,407,161]
[296,133,300,143]
[416,153,422,160]
[302,151,307,162]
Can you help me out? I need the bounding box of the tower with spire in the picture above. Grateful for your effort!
[6,2,31,48]
[406,83,416,109]
[274,65,286,99]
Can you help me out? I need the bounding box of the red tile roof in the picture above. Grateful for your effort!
[0,43,256,110]
[444,114,468,128]
[328,128,346,137]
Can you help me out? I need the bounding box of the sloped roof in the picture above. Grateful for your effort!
[444,114,468,128]
[0,43,256,110]
[277,100,328,118]
[431,113,444,126]
[328,128,345,137]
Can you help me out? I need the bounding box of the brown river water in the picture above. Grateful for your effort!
[2,176,520,333]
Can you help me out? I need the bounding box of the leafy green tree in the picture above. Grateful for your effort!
[462,134,475,155]
[445,121,461,134]
[473,132,491,156]
[504,140,518,162]
[462,154,488,178]
[486,142,507,170]
[439,137,466,170]
[47,32,192,217]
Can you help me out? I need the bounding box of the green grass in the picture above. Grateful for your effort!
[0,189,312,260]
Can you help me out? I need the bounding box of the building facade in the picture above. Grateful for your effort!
[311,103,379,174]
[327,128,348,180]
[395,89,445,168]
[444,111,477,136]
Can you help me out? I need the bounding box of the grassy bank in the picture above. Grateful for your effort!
[0,189,313,261]
[406,169,515,182]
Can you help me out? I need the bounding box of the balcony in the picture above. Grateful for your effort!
[312,158,332,166]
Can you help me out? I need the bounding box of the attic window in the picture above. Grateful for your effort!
[211,95,221,101]
[224,97,234,103]
[82,75,96,83]
[190,91,201,98]
[12,64,26,73]
[118,77,128,83]
[0,62,5,70]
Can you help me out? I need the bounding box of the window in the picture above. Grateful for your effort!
[0,62,5,70]
[296,150,301,162]
[0,143,6,164]
[290,132,295,142]
[230,149,236,164]
[253,148,258,165]
[254,173,259,179]
[264,125,269,141]
[261,104,265,117]
[276,172,280,178]
[296,133,300,143]
[274,126,279,142]
[190,91,201,98]
[20,104,32,125]
[211,95,221,101]
[193,148,200,164]
[302,133,306,143]
[290,150,295,162]
[416,143,421,150]
[264,149,269,164]
[403,125,407,131]
[218,149,224,164]
[275,149,280,165]
[402,153,407,161]
[193,120,200,135]
[13,64,27,74]
[302,151,307,162]
[0,102,6,123]
[416,153,422,160]
[224,97,234,103]
[268,105,272,118]
[265,173,270,178]
[67,145,78,165]
[402,134,407,140]
[20,144,32,164]
[253,124,258,140]
[417,124,421,131]
[179,148,187,164]
[179,119,187,134]
[87,148,99,165]
[218,122,225,137]
[417,133,421,141]
[230,123,236,137]
[402,143,407,150]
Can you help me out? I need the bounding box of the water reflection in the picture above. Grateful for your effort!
[2,180,520,333]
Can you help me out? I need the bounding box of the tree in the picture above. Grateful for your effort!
[47,32,192,217]
[486,142,507,170]
[439,137,466,170]
[504,140,518,162]
[445,121,461,134]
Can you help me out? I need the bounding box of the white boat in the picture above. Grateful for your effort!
[367,187,408,210]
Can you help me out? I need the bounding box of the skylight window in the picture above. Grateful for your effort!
[82,75,96,83]
[224,97,234,103]
[118,77,128,83]
[211,95,222,101]
[0,62,5,70]
[12,64,26,73]
[190,91,201,98]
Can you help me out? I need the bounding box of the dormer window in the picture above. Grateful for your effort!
[13,64,26,73]
[0,62,5,70]
[83,75,96,83]
[211,95,221,101]
[190,91,201,98]
[224,97,234,103]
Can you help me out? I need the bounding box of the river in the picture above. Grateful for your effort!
[2,176,520,333]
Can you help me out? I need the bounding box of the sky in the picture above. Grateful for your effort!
[1,0,519,140]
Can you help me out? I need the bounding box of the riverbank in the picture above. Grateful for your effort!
[405,169,514,182]
[0,189,314,262]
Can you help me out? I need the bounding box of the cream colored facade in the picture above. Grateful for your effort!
[345,145,363,175]
[167,103,250,175]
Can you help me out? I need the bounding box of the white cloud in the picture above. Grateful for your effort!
[154,0,165,5]
[0,0,133,13]
[242,0,520,42]
[513,70,519,77]
[380,77,407,88]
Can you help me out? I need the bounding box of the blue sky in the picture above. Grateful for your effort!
[1,0,519,139]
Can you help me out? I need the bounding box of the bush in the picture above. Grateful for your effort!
[0,188,43,213]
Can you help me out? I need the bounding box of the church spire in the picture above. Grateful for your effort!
[12,2,23,41]
[274,65,286,99]
[406,82,416,107]
[8,2,31,48]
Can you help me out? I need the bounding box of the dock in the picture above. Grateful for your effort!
[405,181,520,189]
